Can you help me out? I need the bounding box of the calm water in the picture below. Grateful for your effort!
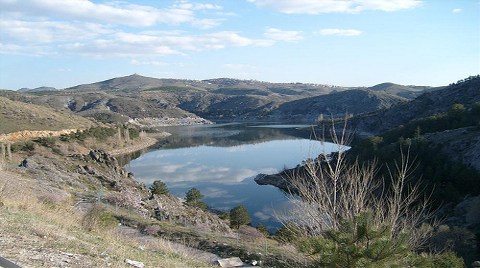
[125,123,339,230]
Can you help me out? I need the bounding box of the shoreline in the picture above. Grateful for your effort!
[108,132,171,156]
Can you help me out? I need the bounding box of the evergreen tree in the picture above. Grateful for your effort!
[149,180,169,196]
[229,205,251,229]
[185,188,207,209]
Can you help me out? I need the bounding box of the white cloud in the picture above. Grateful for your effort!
[174,2,222,11]
[452,8,462,13]
[1,18,274,57]
[202,187,233,198]
[0,0,195,27]
[248,0,422,14]
[130,59,167,66]
[0,18,112,43]
[318,28,362,36]
[0,2,302,58]
[191,18,224,29]
[264,27,303,42]
[0,42,48,56]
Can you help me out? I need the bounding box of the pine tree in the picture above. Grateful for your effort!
[150,180,169,196]
[229,205,251,229]
[185,188,207,209]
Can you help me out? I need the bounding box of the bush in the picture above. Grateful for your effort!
[65,127,117,142]
[144,225,162,236]
[11,141,35,152]
[36,136,56,147]
[432,251,465,268]
[256,224,269,236]
[128,128,140,139]
[82,203,119,231]
[275,223,303,244]
[300,212,411,267]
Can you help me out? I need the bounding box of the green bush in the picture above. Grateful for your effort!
[300,212,411,267]
[432,251,465,268]
[36,136,56,147]
[128,128,140,139]
[62,127,117,142]
[82,203,119,231]
[256,224,270,236]
[299,213,465,268]
[11,141,35,152]
[275,223,303,244]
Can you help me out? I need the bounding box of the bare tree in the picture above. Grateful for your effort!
[278,119,435,249]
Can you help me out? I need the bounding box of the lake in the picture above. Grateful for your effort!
[125,123,339,230]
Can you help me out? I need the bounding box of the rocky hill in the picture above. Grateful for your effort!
[352,76,480,135]
[1,74,438,125]
[269,89,406,121]
[424,127,480,172]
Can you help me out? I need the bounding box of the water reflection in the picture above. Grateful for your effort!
[125,123,337,230]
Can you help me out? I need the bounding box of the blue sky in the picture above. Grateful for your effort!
[0,0,479,89]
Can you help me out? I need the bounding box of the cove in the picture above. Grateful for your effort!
[125,123,339,230]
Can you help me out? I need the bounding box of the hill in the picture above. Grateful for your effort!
[18,86,58,93]
[367,82,433,99]
[270,89,406,122]
[352,76,480,135]
[0,96,94,134]
[67,74,343,97]
[2,74,437,124]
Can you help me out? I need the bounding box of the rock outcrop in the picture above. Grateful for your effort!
[425,127,480,172]
[254,173,291,192]
[149,194,231,233]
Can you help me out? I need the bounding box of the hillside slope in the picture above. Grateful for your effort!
[0,96,94,134]
[352,76,480,135]
[368,82,433,99]
[270,89,406,121]
[2,74,437,124]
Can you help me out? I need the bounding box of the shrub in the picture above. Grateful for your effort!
[144,225,162,236]
[82,203,119,231]
[11,141,35,152]
[256,224,270,236]
[275,223,303,244]
[36,136,56,147]
[300,212,412,267]
[128,128,140,139]
[432,251,465,268]
[66,127,117,142]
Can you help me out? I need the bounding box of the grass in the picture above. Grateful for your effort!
[0,96,94,134]
[145,220,307,267]
[0,173,213,267]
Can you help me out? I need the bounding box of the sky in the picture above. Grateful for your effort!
[0,0,479,89]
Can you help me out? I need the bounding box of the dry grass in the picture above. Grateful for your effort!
[0,96,94,134]
[0,171,213,268]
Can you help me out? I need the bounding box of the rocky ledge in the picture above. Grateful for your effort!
[254,172,292,192]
